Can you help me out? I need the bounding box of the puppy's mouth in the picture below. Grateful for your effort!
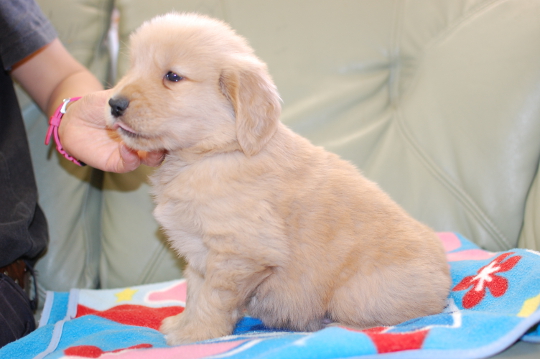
[112,122,147,139]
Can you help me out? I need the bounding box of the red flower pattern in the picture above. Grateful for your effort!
[343,326,429,353]
[453,252,521,309]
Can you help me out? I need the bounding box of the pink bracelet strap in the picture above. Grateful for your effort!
[45,97,85,166]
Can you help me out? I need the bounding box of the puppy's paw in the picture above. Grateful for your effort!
[160,313,196,345]
[160,313,233,346]
[160,313,184,336]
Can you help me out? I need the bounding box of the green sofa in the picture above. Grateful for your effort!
[18,0,540,357]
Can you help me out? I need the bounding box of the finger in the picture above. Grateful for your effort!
[117,144,141,172]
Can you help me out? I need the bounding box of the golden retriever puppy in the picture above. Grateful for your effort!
[107,13,451,345]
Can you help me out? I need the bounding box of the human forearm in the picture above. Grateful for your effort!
[11,38,103,116]
[45,68,103,117]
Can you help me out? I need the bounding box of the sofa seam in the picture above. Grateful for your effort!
[138,241,168,284]
[388,0,405,109]
[398,0,511,104]
[393,110,511,249]
[391,0,513,249]
[517,155,540,245]
[81,169,101,288]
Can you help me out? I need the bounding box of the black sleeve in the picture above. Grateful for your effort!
[0,0,57,70]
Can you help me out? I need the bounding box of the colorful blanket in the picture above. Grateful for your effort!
[2,233,540,359]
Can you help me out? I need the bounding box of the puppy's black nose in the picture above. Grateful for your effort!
[109,97,130,117]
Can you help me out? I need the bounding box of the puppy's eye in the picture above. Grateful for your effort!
[165,71,184,82]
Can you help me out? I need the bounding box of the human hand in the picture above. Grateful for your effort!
[57,89,165,172]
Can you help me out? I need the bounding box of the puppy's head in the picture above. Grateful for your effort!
[108,12,281,156]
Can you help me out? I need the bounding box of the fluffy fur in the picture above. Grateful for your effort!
[107,13,451,345]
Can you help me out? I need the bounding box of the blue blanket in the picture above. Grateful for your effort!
[2,233,540,359]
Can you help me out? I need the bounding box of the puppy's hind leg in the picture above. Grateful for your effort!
[160,254,272,345]
[248,275,330,333]
[328,266,447,329]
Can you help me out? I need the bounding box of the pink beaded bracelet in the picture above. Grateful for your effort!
[45,97,86,166]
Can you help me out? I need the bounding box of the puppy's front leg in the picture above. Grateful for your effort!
[160,255,270,345]
[160,266,208,344]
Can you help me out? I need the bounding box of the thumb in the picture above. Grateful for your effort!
[118,144,141,172]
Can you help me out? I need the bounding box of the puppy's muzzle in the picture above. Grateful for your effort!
[109,97,130,117]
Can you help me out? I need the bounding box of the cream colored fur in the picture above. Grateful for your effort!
[107,12,451,345]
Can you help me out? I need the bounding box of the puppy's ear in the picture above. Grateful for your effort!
[220,58,281,156]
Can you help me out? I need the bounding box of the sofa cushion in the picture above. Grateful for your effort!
[20,0,540,294]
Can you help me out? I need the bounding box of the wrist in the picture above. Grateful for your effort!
[45,97,86,166]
